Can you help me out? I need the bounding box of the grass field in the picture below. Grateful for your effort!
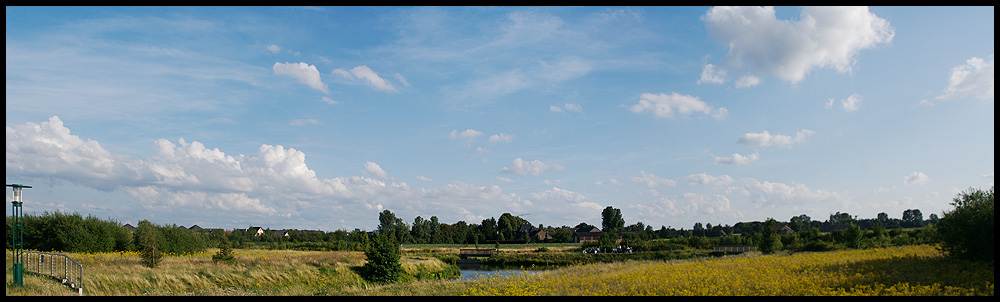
[6,244,994,296]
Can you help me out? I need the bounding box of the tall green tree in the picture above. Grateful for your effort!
[935,187,993,262]
[902,209,924,228]
[363,232,402,283]
[497,213,527,241]
[134,220,163,268]
[377,210,408,244]
[601,206,625,232]
[758,218,782,254]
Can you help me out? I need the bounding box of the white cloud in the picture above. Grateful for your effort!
[827,93,863,112]
[449,129,483,148]
[903,171,930,186]
[698,63,725,84]
[630,92,727,119]
[685,173,734,186]
[633,192,733,220]
[531,187,588,203]
[267,44,282,54]
[416,176,434,182]
[449,129,483,140]
[551,103,583,114]
[701,6,893,85]
[7,116,562,230]
[931,55,994,102]
[735,75,762,88]
[501,158,563,176]
[394,73,411,88]
[332,65,397,92]
[714,152,760,165]
[737,129,815,147]
[5,116,140,191]
[631,171,677,188]
[321,96,339,105]
[726,177,844,208]
[489,133,516,144]
[273,62,330,94]
[529,187,604,223]
[365,161,389,180]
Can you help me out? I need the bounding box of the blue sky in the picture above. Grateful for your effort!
[6,6,994,232]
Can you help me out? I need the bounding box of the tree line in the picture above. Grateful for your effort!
[6,187,992,262]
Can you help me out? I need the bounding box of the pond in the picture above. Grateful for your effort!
[458,267,537,280]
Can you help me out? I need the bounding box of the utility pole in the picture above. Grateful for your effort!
[7,184,32,287]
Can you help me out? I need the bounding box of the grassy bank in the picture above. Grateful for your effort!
[5,248,461,296]
[7,244,993,296]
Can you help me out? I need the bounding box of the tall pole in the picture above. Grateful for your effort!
[8,184,31,287]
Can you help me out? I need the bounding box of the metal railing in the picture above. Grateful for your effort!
[23,251,83,295]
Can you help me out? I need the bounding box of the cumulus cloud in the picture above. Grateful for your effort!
[726,177,844,208]
[927,55,994,104]
[332,65,397,92]
[826,93,863,111]
[5,116,141,191]
[273,62,330,94]
[449,129,483,148]
[630,92,727,120]
[6,116,551,230]
[698,63,726,84]
[701,6,893,86]
[631,171,677,188]
[365,161,389,180]
[714,152,760,165]
[685,173,735,186]
[488,133,516,144]
[450,129,483,140]
[903,171,930,186]
[501,158,563,176]
[267,44,282,54]
[737,129,815,147]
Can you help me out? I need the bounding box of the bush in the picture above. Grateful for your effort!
[212,236,236,264]
[935,187,994,262]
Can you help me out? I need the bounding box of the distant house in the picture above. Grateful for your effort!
[776,225,795,233]
[187,225,229,235]
[247,226,265,237]
[572,227,603,243]
[122,223,135,231]
[516,223,553,242]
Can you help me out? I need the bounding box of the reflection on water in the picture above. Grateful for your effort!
[457,266,538,281]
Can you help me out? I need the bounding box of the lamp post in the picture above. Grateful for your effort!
[7,184,32,287]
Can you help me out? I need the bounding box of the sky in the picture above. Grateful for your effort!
[6,6,994,232]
